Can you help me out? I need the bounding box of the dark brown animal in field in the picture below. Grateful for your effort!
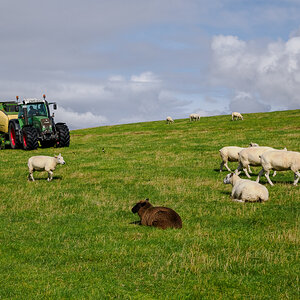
[131,199,182,229]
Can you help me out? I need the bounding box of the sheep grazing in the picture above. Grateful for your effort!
[189,113,200,121]
[231,112,243,121]
[166,116,174,124]
[28,153,66,181]
[235,146,281,178]
[256,150,300,186]
[223,173,269,203]
[219,142,259,172]
[131,198,182,229]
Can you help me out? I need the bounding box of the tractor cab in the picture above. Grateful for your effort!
[17,98,56,132]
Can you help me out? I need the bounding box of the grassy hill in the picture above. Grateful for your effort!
[0,110,299,299]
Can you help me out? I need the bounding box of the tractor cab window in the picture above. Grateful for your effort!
[27,104,48,117]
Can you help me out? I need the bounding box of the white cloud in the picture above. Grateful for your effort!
[211,35,300,112]
[195,109,226,117]
[47,71,188,128]
[229,91,270,113]
[55,107,107,130]
[130,72,160,83]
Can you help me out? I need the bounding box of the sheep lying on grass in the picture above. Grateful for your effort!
[131,198,182,229]
[231,112,243,120]
[219,143,259,172]
[223,173,269,203]
[256,150,300,186]
[235,146,285,178]
[166,116,174,124]
[28,153,66,181]
[189,113,200,121]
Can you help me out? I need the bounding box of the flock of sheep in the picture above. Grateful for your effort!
[166,113,201,124]
[220,143,300,203]
[166,112,243,124]
[25,111,299,229]
[167,111,299,203]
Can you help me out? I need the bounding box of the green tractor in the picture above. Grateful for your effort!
[0,95,70,150]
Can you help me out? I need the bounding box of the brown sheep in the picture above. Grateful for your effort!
[131,198,182,229]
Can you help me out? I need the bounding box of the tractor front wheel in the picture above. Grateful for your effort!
[56,124,70,147]
[8,122,21,149]
[22,127,38,150]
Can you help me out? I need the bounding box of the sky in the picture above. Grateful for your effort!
[1,0,300,129]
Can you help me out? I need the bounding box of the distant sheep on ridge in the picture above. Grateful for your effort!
[166,116,174,124]
[189,113,200,121]
[231,112,243,121]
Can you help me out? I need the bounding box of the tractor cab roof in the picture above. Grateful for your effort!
[22,98,46,105]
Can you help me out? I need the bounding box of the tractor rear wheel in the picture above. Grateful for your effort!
[8,122,21,149]
[56,124,70,147]
[22,127,38,150]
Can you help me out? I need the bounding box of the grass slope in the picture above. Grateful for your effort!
[0,110,299,299]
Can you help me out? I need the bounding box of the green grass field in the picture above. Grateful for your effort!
[0,110,299,299]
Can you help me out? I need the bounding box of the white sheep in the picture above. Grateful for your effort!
[235,146,280,178]
[219,143,259,172]
[231,112,243,121]
[256,150,300,186]
[28,153,66,181]
[166,116,174,124]
[223,173,269,203]
[189,113,200,121]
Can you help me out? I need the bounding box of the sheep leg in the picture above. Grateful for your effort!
[256,168,265,183]
[234,163,242,175]
[243,166,251,178]
[272,171,277,177]
[232,199,244,203]
[293,171,300,186]
[223,161,231,172]
[248,165,253,174]
[264,170,274,186]
[28,171,35,181]
[47,170,53,182]
[220,161,224,172]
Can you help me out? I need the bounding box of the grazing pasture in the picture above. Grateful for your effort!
[0,110,299,299]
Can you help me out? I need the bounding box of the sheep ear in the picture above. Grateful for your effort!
[145,198,149,202]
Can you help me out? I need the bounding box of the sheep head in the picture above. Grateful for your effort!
[131,198,152,213]
[223,172,239,185]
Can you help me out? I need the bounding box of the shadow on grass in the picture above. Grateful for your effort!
[129,220,141,225]
[220,191,231,195]
[29,176,63,181]
[258,179,295,186]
